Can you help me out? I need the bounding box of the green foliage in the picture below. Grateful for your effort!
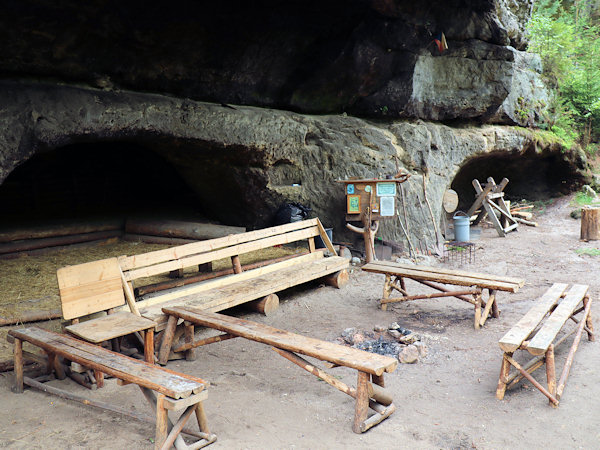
[575,247,600,256]
[528,0,600,154]
[571,191,599,206]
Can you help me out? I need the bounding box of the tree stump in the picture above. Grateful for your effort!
[580,206,600,241]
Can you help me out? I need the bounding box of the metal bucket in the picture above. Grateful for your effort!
[453,211,470,242]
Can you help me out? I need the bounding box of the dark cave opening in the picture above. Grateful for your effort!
[450,150,584,211]
[0,142,204,228]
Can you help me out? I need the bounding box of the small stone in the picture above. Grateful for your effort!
[352,333,366,344]
[351,257,361,265]
[398,345,419,364]
[388,329,401,339]
[374,325,387,332]
[341,327,357,344]
[413,341,428,357]
[399,332,420,344]
[389,322,400,330]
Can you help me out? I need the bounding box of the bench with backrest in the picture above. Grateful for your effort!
[496,283,594,406]
[56,219,349,364]
[8,326,216,449]
[361,261,524,329]
[161,306,398,434]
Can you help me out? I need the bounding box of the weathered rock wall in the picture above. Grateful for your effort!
[0,0,543,125]
[0,81,586,252]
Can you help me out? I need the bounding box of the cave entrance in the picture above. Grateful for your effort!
[0,141,204,228]
[450,149,583,211]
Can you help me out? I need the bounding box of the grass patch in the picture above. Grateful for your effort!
[575,248,600,256]
[571,191,600,207]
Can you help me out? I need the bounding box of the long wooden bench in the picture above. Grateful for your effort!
[8,326,216,449]
[361,261,525,329]
[161,306,398,434]
[496,283,594,406]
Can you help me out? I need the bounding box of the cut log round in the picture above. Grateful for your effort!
[323,269,350,289]
[247,294,279,316]
[580,206,600,241]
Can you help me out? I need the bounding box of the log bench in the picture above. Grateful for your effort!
[8,326,216,449]
[361,261,524,329]
[161,306,398,434]
[496,283,594,406]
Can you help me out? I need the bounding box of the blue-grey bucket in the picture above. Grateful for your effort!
[315,228,333,248]
[453,212,470,242]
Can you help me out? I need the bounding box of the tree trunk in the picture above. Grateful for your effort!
[580,206,600,241]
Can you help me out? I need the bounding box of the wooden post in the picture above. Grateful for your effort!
[496,352,512,400]
[144,329,155,364]
[473,290,482,329]
[353,371,370,434]
[184,323,196,361]
[195,401,210,434]
[157,315,178,365]
[155,394,169,450]
[381,274,392,311]
[12,338,23,393]
[546,344,556,407]
[584,296,595,341]
[580,206,600,241]
[94,370,105,389]
[231,255,242,274]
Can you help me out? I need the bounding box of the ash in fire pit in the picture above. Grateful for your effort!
[337,322,427,364]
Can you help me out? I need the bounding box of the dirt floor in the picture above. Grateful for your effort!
[1,194,599,449]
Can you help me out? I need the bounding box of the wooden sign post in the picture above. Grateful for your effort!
[338,173,409,262]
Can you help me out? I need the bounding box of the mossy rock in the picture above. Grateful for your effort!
[570,208,582,219]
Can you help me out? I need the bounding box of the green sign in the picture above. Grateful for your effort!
[376,182,396,197]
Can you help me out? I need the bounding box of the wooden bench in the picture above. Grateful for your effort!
[361,261,525,329]
[161,306,398,434]
[8,326,216,449]
[496,283,594,406]
[57,257,157,372]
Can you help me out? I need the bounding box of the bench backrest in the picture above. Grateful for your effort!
[118,218,335,285]
[57,257,126,320]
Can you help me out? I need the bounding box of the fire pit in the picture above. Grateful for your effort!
[337,322,427,364]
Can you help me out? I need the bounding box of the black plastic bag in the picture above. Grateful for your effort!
[273,202,312,225]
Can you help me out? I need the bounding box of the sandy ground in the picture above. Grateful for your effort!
[1,195,599,449]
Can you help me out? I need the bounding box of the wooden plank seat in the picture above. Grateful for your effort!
[496,283,594,406]
[362,261,524,329]
[8,326,215,449]
[57,257,157,384]
[161,306,398,434]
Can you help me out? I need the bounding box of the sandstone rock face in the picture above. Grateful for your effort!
[0,0,544,124]
[0,82,586,252]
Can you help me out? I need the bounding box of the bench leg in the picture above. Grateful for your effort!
[12,338,24,393]
[584,296,595,341]
[381,274,392,311]
[473,291,482,329]
[185,323,197,361]
[145,329,155,364]
[158,315,178,365]
[353,371,369,434]
[545,344,557,407]
[496,352,512,400]
[155,394,169,450]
